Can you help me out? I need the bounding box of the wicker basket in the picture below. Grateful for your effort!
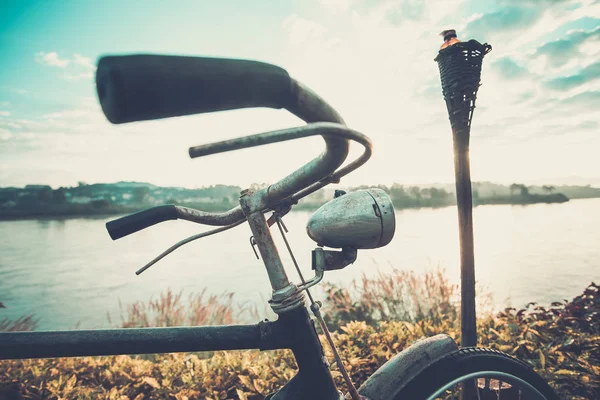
[435,40,492,137]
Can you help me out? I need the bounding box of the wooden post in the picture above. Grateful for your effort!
[435,38,491,350]
[436,36,491,400]
[453,127,477,348]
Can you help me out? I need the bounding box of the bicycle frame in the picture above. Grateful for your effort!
[0,55,460,400]
[0,192,341,399]
[0,63,352,399]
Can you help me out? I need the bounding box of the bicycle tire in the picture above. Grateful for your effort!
[393,347,559,400]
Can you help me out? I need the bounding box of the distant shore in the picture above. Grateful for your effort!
[0,193,574,220]
[2,180,597,220]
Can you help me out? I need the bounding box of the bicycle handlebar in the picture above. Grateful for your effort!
[106,123,372,240]
[106,205,245,240]
[96,54,371,240]
[96,55,293,124]
[190,123,353,204]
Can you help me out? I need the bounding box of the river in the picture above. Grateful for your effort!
[1,198,599,330]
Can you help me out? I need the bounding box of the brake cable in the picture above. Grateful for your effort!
[135,219,246,275]
[133,210,362,399]
[274,215,362,400]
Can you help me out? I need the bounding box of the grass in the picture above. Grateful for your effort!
[322,268,460,329]
[110,289,259,329]
[1,269,598,399]
[0,315,38,333]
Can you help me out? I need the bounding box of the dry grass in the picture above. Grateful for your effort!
[0,301,38,332]
[323,267,459,329]
[0,315,38,332]
[1,271,598,399]
[110,289,259,329]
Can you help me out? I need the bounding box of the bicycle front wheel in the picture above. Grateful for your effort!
[394,347,559,400]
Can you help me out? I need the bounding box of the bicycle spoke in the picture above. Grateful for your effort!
[426,370,553,400]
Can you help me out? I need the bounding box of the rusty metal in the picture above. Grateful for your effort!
[190,122,372,212]
[273,216,319,302]
[240,205,290,292]
[175,204,245,226]
[307,189,395,249]
[295,269,324,292]
[291,131,372,203]
[249,236,260,259]
[239,190,306,315]
[188,76,373,213]
[311,247,357,272]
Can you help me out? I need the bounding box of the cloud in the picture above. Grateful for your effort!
[282,15,331,46]
[545,61,600,90]
[560,90,600,106]
[73,54,95,70]
[0,128,13,141]
[384,0,426,25]
[273,1,600,185]
[533,26,600,67]
[464,6,541,38]
[532,90,600,121]
[577,120,598,129]
[0,111,11,117]
[319,0,354,13]
[5,2,598,187]
[34,52,97,81]
[492,57,531,80]
[44,109,97,120]
[62,71,95,81]
[35,51,70,68]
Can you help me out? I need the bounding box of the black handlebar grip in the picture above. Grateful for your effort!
[106,205,179,240]
[96,55,293,124]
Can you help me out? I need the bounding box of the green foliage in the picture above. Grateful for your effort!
[1,275,598,399]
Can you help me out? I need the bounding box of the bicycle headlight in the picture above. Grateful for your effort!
[306,188,395,249]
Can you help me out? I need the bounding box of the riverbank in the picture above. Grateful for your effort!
[3,181,597,220]
[475,193,569,206]
[0,193,574,220]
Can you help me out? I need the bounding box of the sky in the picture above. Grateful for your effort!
[0,0,599,189]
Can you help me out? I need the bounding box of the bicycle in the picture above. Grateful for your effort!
[0,54,559,400]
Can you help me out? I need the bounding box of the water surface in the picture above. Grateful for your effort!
[1,198,598,330]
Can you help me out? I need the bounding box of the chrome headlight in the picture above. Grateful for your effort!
[306,188,395,249]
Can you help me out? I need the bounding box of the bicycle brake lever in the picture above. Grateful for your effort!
[266,202,294,227]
